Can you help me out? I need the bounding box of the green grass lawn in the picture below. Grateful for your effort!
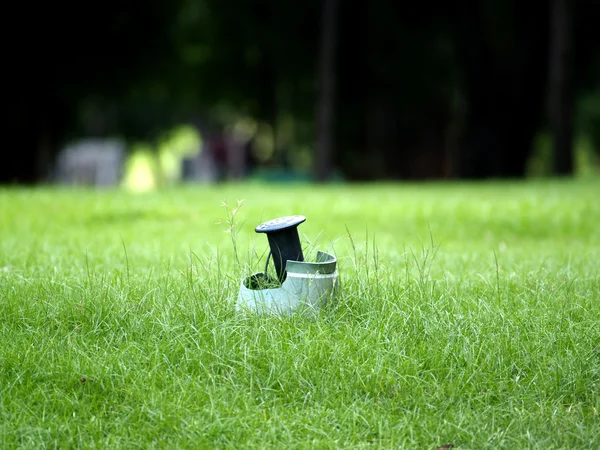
[1,178,599,449]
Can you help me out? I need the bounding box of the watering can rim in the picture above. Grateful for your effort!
[285,250,336,274]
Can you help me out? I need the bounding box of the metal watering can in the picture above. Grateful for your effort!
[237,215,340,315]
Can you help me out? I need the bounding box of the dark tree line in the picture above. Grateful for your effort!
[2,0,599,184]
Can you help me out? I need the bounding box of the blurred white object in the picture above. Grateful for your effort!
[55,138,125,186]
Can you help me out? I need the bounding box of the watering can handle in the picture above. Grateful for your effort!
[264,249,272,276]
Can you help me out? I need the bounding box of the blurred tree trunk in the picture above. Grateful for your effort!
[315,0,340,181]
[36,118,53,183]
[2,84,63,184]
[549,0,574,175]
[365,95,388,178]
[454,0,549,179]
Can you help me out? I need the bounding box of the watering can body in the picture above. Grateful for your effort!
[237,251,339,315]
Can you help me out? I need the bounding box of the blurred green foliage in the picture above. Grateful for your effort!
[4,0,600,183]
